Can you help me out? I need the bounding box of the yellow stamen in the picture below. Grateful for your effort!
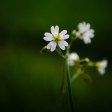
[53,34,61,41]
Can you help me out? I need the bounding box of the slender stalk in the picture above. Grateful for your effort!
[71,68,81,82]
[56,47,65,59]
[66,39,72,57]
[65,59,75,112]
[59,60,66,96]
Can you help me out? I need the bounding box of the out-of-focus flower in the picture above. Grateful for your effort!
[76,22,94,44]
[96,60,108,75]
[43,25,69,52]
[68,52,79,66]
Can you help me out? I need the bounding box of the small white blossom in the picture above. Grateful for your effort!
[76,22,94,44]
[43,25,69,52]
[97,60,108,75]
[68,52,79,66]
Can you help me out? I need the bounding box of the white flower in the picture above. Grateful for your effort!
[97,60,108,75]
[76,22,94,44]
[68,52,79,66]
[43,25,69,52]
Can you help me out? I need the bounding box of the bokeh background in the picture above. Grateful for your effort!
[0,0,112,112]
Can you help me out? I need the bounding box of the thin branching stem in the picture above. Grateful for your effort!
[65,59,75,112]
[56,47,65,59]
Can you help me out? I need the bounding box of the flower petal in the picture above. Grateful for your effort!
[58,41,66,50]
[47,41,56,52]
[43,36,52,41]
[98,68,105,75]
[83,36,91,44]
[78,22,90,32]
[60,30,67,36]
[51,25,59,35]
[44,32,52,37]
[54,25,59,34]
[62,34,69,39]
[51,26,55,34]
[44,32,53,41]
[63,40,68,46]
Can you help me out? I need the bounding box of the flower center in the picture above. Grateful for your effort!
[53,34,61,41]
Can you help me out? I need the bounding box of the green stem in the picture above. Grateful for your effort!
[66,39,72,57]
[65,59,75,112]
[59,61,66,96]
[56,48,65,59]
[71,68,82,83]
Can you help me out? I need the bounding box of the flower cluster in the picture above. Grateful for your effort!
[42,22,108,80]
[42,22,108,112]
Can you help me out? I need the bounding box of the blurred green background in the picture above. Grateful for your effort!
[0,0,112,112]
